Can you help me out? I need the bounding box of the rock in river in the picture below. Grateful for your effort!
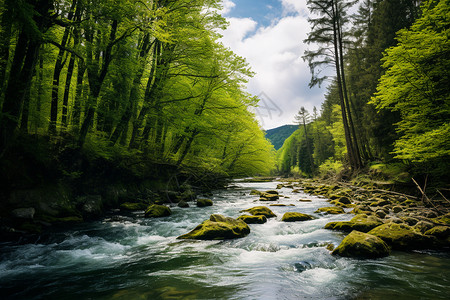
[332,230,390,258]
[281,212,314,222]
[315,207,345,215]
[237,215,267,224]
[368,222,428,250]
[325,214,383,233]
[240,206,276,218]
[144,204,172,218]
[196,198,213,207]
[177,214,250,240]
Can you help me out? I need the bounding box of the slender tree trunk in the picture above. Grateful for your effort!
[331,0,356,169]
[49,0,77,134]
[336,3,362,168]
[71,61,86,130]
[61,52,75,128]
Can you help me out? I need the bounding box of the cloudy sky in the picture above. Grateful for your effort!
[217,0,328,130]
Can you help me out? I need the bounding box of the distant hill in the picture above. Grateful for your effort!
[265,124,298,150]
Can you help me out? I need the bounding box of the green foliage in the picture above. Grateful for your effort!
[371,0,450,166]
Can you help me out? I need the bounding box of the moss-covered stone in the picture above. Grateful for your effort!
[315,207,345,215]
[325,214,383,232]
[250,190,262,196]
[424,226,450,239]
[298,199,312,202]
[119,202,148,211]
[432,213,450,225]
[237,215,267,224]
[368,222,427,250]
[259,192,279,201]
[240,206,276,218]
[196,198,213,207]
[144,204,172,218]
[177,214,250,240]
[177,200,189,208]
[392,206,403,213]
[369,198,391,207]
[281,212,314,222]
[413,221,434,233]
[332,230,390,258]
[329,200,355,208]
[350,206,373,215]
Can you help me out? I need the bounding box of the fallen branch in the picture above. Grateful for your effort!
[412,178,440,212]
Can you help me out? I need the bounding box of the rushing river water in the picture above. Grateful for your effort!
[1,181,450,299]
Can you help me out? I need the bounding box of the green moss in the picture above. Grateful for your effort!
[259,192,279,201]
[249,190,262,195]
[350,206,373,215]
[237,215,267,224]
[325,214,383,232]
[119,202,148,211]
[424,226,450,238]
[281,212,314,222]
[332,230,390,258]
[196,198,213,207]
[177,214,250,240]
[240,206,276,218]
[315,207,345,214]
[368,222,427,250]
[144,204,172,218]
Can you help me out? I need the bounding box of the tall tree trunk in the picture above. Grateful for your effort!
[336,2,362,168]
[71,61,86,130]
[61,53,75,128]
[331,0,356,169]
[49,0,77,134]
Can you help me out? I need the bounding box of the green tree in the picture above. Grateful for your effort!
[371,0,450,169]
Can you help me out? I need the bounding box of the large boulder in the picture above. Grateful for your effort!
[196,198,213,207]
[237,215,267,224]
[281,212,314,222]
[368,222,428,250]
[332,230,390,258]
[325,214,383,232]
[144,204,172,218]
[177,214,250,240]
[315,207,345,215]
[240,206,276,218]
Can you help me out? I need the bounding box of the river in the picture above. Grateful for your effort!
[1,181,449,299]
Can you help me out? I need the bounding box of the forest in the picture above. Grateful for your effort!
[278,0,449,190]
[0,0,276,195]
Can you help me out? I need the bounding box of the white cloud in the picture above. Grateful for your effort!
[281,0,309,16]
[218,0,236,16]
[219,9,326,129]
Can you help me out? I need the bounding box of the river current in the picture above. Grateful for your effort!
[1,181,449,299]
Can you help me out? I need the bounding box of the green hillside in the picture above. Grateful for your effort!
[265,125,298,150]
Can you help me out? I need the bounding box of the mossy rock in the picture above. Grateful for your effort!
[413,221,434,233]
[315,207,345,215]
[259,193,279,201]
[368,222,428,250]
[120,202,148,211]
[177,214,250,240]
[144,204,172,218]
[276,184,283,189]
[392,206,403,213]
[369,198,391,207]
[330,200,355,208]
[177,200,189,208]
[424,226,450,239]
[337,196,351,204]
[281,212,314,222]
[250,190,262,196]
[350,206,373,215]
[332,230,390,258]
[196,198,213,207]
[325,214,383,233]
[240,206,276,218]
[237,215,267,224]
[298,199,312,202]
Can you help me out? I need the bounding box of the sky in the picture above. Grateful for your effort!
[217,0,328,130]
